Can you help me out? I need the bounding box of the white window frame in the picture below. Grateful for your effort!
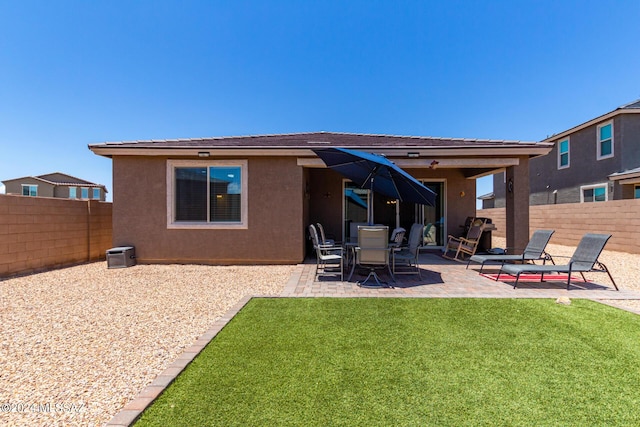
[167,159,248,229]
[557,137,570,169]
[596,121,614,160]
[92,188,101,199]
[80,187,89,199]
[580,183,608,203]
[635,185,640,199]
[69,186,77,199]
[21,184,38,196]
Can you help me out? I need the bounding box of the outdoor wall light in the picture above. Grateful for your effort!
[407,152,420,158]
[429,160,439,170]
[198,152,210,158]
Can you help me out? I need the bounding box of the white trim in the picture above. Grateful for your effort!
[166,159,248,229]
[80,187,90,199]
[580,183,608,203]
[596,121,614,160]
[21,184,38,196]
[557,137,570,170]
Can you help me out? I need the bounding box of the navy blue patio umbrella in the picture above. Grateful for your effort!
[313,147,437,224]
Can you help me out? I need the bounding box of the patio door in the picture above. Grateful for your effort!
[415,181,445,247]
[342,180,445,246]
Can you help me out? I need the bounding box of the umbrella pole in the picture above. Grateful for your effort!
[368,177,374,225]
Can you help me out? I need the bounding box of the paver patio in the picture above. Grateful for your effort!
[283,252,636,300]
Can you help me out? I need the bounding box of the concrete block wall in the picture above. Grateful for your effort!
[478,198,640,254]
[0,194,113,277]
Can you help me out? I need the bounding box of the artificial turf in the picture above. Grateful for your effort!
[134,298,640,426]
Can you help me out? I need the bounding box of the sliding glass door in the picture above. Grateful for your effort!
[342,180,445,247]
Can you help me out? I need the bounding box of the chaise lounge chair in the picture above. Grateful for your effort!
[498,233,618,290]
[466,229,555,274]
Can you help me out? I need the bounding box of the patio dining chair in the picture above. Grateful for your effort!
[466,229,555,274]
[309,224,343,281]
[389,227,406,248]
[443,218,487,262]
[392,223,424,277]
[349,225,393,288]
[316,222,337,247]
[498,233,618,290]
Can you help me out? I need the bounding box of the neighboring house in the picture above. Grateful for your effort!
[89,132,551,264]
[493,100,640,207]
[477,192,495,209]
[2,172,108,201]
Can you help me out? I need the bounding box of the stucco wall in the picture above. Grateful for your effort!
[478,198,640,254]
[112,156,305,264]
[3,178,55,198]
[0,194,112,277]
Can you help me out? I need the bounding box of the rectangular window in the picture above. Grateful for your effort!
[69,187,77,199]
[597,122,613,159]
[581,184,608,203]
[168,160,247,229]
[92,188,100,199]
[558,138,569,169]
[81,187,89,199]
[635,185,640,199]
[21,185,37,196]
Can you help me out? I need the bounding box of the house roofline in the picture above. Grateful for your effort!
[88,131,552,159]
[542,104,640,143]
[1,174,108,192]
[89,131,537,146]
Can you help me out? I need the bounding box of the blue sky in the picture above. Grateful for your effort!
[1,1,639,205]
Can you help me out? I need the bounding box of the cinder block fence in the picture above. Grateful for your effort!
[478,198,640,254]
[0,194,112,277]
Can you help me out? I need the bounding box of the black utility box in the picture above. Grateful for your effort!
[106,246,136,268]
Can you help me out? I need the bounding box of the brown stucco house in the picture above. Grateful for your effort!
[2,172,108,201]
[88,132,551,264]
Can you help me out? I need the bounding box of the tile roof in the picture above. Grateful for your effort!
[619,99,640,109]
[90,131,542,149]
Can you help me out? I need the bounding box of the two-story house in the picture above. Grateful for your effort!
[2,172,108,201]
[491,100,640,207]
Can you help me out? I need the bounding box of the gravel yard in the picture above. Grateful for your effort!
[0,263,294,427]
[1,244,638,426]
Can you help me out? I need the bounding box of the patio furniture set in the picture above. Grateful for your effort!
[309,223,423,288]
[310,222,619,291]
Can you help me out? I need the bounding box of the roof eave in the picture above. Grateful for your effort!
[542,109,640,143]
[89,144,552,158]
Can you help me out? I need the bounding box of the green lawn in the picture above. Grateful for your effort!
[135,298,640,426]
